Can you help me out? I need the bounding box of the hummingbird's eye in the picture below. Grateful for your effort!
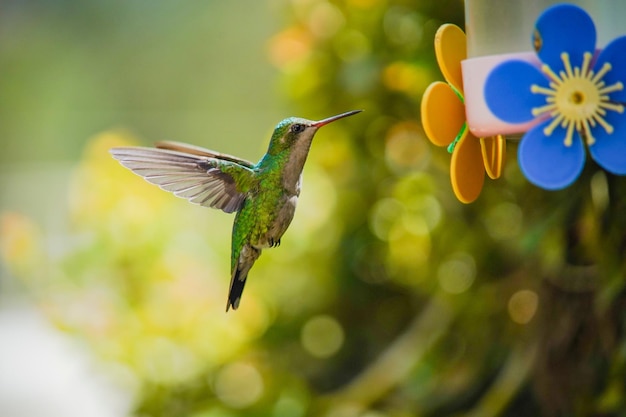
[290,123,305,133]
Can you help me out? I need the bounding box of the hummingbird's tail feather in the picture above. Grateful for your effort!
[226,245,261,311]
[226,268,247,312]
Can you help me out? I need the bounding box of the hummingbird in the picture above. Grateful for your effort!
[110,110,361,311]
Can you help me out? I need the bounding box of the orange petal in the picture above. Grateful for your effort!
[435,24,466,93]
[451,130,485,204]
[421,81,466,147]
[480,135,506,179]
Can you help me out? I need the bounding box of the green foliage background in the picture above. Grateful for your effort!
[1,1,625,417]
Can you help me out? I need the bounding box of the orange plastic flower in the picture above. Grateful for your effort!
[421,24,506,203]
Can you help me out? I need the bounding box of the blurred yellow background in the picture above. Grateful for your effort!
[1,1,625,417]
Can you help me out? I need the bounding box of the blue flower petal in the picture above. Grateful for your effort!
[485,60,548,124]
[534,4,596,71]
[588,109,626,175]
[593,35,626,102]
[518,120,585,190]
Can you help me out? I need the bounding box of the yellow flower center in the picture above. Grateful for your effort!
[530,52,624,147]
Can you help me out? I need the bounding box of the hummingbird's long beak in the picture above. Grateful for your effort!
[312,110,362,128]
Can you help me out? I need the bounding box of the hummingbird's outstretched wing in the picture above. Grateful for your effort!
[155,140,255,168]
[110,147,254,213]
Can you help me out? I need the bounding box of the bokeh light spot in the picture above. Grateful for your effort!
[437,253,476,294]
[400,194,442,233]
[382,62,423,94]
[272,393,306,417]
[369,198,404,241]
[590,171,609,213]
[0,212,39,267]
[139,337,201,384]
[383,6,423,46]
[508,290,539,324]
[485,202,523,240]
[335,30,370,62]
[387,227,431,282]
[384,121,429,173]
[308,2,345,39]
[301,315,345,358]
[267,28,312,72]
[214,362,264,409]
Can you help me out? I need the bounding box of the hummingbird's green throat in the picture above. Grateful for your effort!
[110,110,362,311]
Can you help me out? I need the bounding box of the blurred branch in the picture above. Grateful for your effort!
[321,296,454,411]
[463,341,538,417]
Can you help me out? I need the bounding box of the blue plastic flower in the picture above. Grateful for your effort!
[485,4,626,189]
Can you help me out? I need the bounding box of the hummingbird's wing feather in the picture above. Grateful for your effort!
[155,140,255,169]
[110,147,254,213]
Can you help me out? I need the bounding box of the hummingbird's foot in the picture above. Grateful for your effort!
[269,238,281,248]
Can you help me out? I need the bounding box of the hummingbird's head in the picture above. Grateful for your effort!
[266,110,362,156]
